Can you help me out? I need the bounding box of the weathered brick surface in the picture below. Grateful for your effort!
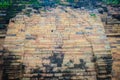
[3,7,112,80]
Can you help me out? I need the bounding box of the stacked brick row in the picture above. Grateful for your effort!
[0,45,3,80]
[101,15,120,80]
[0,23,6,80]
[3,14,24,80]
[109,37,120,80]
[4,7,112,80]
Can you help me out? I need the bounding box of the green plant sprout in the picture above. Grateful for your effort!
[90,13,96,18]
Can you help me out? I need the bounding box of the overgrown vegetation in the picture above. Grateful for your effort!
[0,0,119,9]
[0,0,94,9]
[0,0,12,8]
[102,0,120,5]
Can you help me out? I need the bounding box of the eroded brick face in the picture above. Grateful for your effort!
[3,7,112,80]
